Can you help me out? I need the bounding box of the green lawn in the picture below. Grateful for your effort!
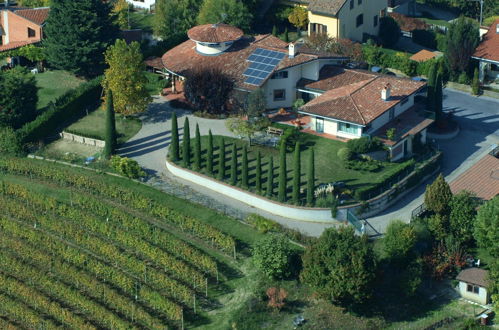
[35,70,84,110]
[129,10,154,33]
[420,17,451,28]
[65,108,142,144]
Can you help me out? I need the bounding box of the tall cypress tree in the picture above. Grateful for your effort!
[266,156,274,198]
[182,117,190,168]
[434,73,443,122]
[241,145,248,189]
[306,148,315,205]
[426,62,437,112]
[230,143,238,186]
[44,0,117,77]
[170,112,179,161]
[218,138,225,180]
[292,142,301,204]
[207,129,213,175]
[255,151,262,193]
[103,90,117,159]
[194,123,201,170]
[278,140,287,203]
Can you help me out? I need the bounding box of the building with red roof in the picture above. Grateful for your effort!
[0,6,49,52]
[472,19,499,83]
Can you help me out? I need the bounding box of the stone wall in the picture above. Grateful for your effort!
[60,132,105,148]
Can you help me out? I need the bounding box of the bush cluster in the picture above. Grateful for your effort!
[346,136,382,154]
[110,155,146,179]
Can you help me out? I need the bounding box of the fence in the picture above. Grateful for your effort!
[346,210,364,234]
[411,203,427,219]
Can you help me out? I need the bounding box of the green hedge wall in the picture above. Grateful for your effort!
[18,77,103,144]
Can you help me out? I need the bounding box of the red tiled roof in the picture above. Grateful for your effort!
[187,23,244,43]
[144,57,164,70]
[450,153,499,200]
[456,268,490,288]
[473,19,499,63]
[13,7,49,25]
[0,40,38,52]
[410,49,438,62]
[299,66,426,125]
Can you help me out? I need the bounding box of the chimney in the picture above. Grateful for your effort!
[381,83,391,101]
[288,43,296,58]
[496,23,499,34]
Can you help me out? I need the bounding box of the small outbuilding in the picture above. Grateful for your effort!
[456,268,490,305]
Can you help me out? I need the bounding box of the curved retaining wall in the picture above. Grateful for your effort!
[166,160,338,223]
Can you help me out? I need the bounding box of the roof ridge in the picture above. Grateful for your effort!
[348,93,366,125]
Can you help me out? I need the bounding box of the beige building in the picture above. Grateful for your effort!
[456,268,491,305]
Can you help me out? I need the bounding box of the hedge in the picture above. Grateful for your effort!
[18,77,103,143]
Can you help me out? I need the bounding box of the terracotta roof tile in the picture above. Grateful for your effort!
[456,268,490,288]
[0,40,38,52]
[187,23,243,43]
[410,49,438,62]
[13,7,49,25]
[473,19,499,63]
[450,153,499,200]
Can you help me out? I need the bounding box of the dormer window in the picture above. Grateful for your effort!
[28,27,36,38]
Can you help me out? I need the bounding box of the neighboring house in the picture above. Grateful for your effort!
[297,66,431,161]
[387,0,416,17]
[285,0,387,42]
[472,19,499,83]
[456,268,491,305]
[126,0,155,11]
[0,6,49,52]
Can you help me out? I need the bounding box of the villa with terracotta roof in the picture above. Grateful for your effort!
[472,19,499,83]
[0,6,49,52]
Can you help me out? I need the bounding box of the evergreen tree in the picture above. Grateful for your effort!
[434,73,443,122]
[306,148,315,205]
[266,156,274,198]
[283,27,289,42]
[255,151,262,193]
[230,143,238,186]
[170,112,179,161]
[182,117,190,168]
[154,0,201,41]
[426,62,437,112]
[241,145,248,189]
[424,174,452,216]
[445,16,479,74]
[278,140,287,203]
[218,138,225,180]
[103,90,117,159]
[44,0,117,77]
[471,68,480,95]
[197,0,253,31]
[292,142,301,204]
[194,123,201,170]
[272,25,278,36]
[207,129,213,175]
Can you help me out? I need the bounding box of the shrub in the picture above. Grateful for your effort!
[246,213,280,233]
[471,68,480,96]
[346,136,382,154]
[0,126,23,156]
[110,155,146,179]
[424,173,452,215]
[345,159,382,172]
[412,29,437,49]
[253,234,293,279]
[379,16,401,47]
[337,147,353,162]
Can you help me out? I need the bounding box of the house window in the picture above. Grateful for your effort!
[467,284,480,294]
[273,89,286,101]
[27,28,36,38]
[316,118,324,133]
[350,0,354,9]
[356,14,364,27]
[271,71,288,79]
[310,23,327,34]
[373,15,379,27]
[401,97,409,105]
[338,122,359,135]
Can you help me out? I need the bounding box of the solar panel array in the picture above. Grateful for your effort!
[243,48,286,86]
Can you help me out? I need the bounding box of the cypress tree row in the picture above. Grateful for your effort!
[182,117,190,168]
[278,140,287,202]
[306,148,315,205]
[207,130,213,175]
[230,143,238,186]
[194,123,201,170]
[170,112,179,161]
[218,138,225,180]
[241,145,248,189]
[103,90,117,159]
[266,156,274,198]
[255,151,262,193]
[292,142,301,204]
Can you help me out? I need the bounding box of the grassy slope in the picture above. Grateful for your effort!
[36,70,84,110]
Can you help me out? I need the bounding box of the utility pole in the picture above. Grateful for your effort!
[470,0,484,26]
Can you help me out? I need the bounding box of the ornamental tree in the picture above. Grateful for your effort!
[266,156,274,197]
[288,6,308,30]
[194,123,201,170]
[253,234,293,279]
[218,138,226,180]
[230,143,238,186]
[434,73,443,122]
[241,145,248,189]
[255,151,262,193]
[292,142,301,204]
[103,40,151,116]
[182,117,191,167]
[306,148,315,205]
[103,90,117,159]
[424,174,452,216]
[207,130,214,175]
[278,140,287,202]
[170,112,179,161]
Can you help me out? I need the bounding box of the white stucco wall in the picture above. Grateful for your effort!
[458,282,489,305]
[195,42,232,55]
[394,95,414,116]
[338,0,386,41]
[264,65,302,109]
[127,0,155,10]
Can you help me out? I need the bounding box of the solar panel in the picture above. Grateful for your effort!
[243,48,287,86]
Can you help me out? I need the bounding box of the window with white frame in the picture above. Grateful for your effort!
[338,122,359,135]
[271,71,288,79]
[467,284,480,294]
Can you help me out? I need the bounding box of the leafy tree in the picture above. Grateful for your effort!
[383,220,417,262]
[255,151,262,193]
[301,227,376,307]
[241,145,248,188]
[44,0,117,77]
[445,16,479,74]
[218,138,225,180]
[253,234,293,279]
[184,68,234,115]
[288,6,308,30]
[182,117,190,167]
[8,45,47,70]
[0,67,38,128]
[103,40,151,116]
[292,142,301,204]
[427,213,450,241]
[194,123,201,170]
[278,140,287,202]
[230,143,237,186]
[306,148,315,205]
[225,117,261,143]
[424,174,452,215]
[170,112,180,161]
[266,156,274,197]
[112,0,129,30]
[207,129,213,175]
[379,16,401,47]
[246,88,266,119]
[197,0,252,31]
[474,196,499,258]
[449,191,478,247]
[17,0,50,7]
[471,68,480,95]
[154,0,201,40]
[0,126,22,156]
[103,90,117,159]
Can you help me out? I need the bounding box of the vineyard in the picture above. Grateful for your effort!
[0,157,260,329]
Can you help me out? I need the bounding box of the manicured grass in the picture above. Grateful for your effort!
[65,107,142,144]
[129,10,154,32]
[35,70,84,110]
[420,17,451,28]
